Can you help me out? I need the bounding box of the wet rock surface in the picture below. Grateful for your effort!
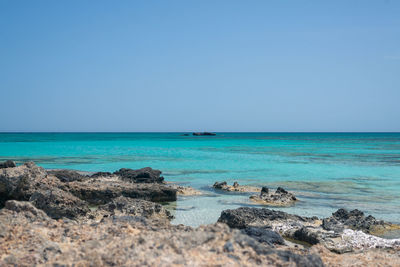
[250,186,297,206]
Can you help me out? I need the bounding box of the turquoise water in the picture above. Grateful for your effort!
[0,132,399,226]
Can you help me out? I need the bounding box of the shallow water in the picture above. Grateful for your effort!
[0,132,399,226]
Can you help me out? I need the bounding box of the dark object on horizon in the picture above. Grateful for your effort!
[181,133,190,136]
[114,167,164,183]
[0,160,16,169]
[193,132,216,136]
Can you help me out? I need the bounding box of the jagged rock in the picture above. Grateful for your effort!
[0,202,324,267]
[242,226,285,246]
[250,186,297,206]
[218,207,315,229]
[193,132,216,136]
[114,167,164,183]
[328,208,385,234]
[0,160,16,169]
[213,181,260,193]
[65,176,177,204]
[90,171,112,178]
[0,162,60,206]
[91,196,173,222]
[218,207,400,253]
[48,169,88,182]
[29,188,90,219]
[3,200,50,222]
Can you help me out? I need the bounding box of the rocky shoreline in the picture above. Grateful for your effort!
[1,161,399,266]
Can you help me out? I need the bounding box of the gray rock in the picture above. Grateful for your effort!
[114,167,164,183]
[96,196,173,221]
[0,160,16,169]
[48,169,88,182]
[242,226,285,246]
[29,188,90,219]
[0,162,60,206]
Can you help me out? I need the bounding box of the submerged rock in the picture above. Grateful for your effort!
[114,167,164,183]
[0,160,16,169]
[250,186,297,206]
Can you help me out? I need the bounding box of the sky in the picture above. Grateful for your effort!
[0,0,399,132]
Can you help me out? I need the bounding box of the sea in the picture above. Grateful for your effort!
[0,132,399,227]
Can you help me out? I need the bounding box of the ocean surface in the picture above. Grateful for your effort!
[1,132,399,227]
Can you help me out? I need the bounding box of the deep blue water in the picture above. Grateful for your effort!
[0,132,399,226]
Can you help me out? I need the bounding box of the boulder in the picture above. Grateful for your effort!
[325,208,386,234]
[29,188,90,219]
[0,162,60,206]
[114,167,164,183]
[0,160,16,169]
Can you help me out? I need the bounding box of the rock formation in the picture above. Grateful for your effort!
[250,186,297,206]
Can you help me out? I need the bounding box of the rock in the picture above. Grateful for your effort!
[218,207,400,254]
[213,181,227,189]
[250,186,297,206]
[114,167,164,183]
[0,160,16,169]
[3,200,50,222]
[0,162,60,206]
[29,188,90,219]
[218,207,315,229]
[242,226,285,246]
[94,196,173,221]
[168,184,203,196]
[0,204,325,267]
[90,172,112,178]
[322,217,345,233]
[329,208,385,234]
[48,169,88,182]
[213,181,260,193]
[65,176,177,204]
[294,227,321,245]
[193,132,216,136]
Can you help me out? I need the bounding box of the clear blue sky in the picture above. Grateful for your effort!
[1,0,399,132]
